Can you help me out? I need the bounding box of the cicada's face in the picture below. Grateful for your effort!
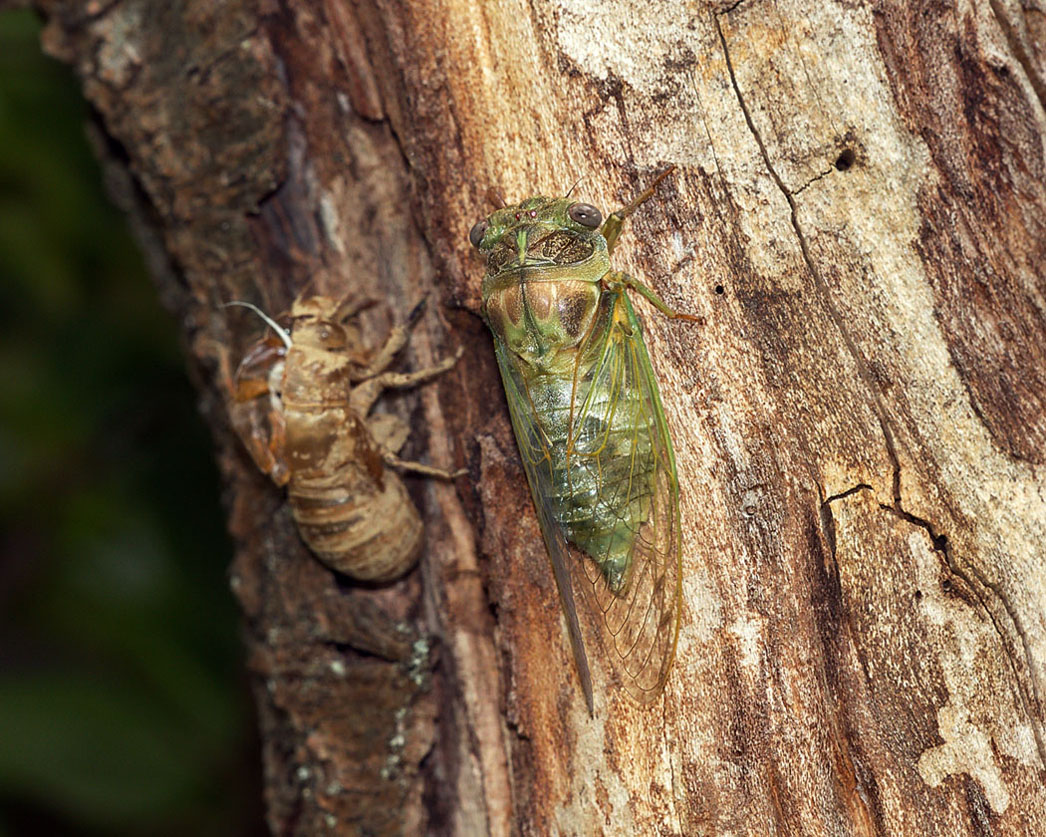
[287,297,363,354]
[469,197,613,361]
[468,197,611,293]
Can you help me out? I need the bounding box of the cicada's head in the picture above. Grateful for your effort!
[468,196,611,299]
[288,297,362,355]
[468,196,612,359]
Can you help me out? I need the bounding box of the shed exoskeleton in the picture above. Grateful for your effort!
[227,294,463,582]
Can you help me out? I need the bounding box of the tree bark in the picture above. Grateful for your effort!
[33,0,1046,833]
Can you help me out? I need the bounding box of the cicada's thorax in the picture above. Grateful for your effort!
[481,223,610,371]
[279,318,423,582]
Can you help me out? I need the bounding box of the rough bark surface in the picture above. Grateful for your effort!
[32,0,1046,833]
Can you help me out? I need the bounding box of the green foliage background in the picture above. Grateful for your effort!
[0,10,262,835]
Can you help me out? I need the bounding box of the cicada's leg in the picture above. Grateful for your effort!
[382,450,466,480]
[604,271,700,321]
[602,166,677,256]
[349,346,463,417]
[368,413,410,455]
[349,298,429,381]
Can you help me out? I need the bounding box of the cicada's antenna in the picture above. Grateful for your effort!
[564,176,583,198]
[486,186,507,209]
[223,301,294,350]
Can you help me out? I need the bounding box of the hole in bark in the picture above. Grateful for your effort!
[914,589,923,601]
[941,578,952,593]
[834,148,856,171]
[714,284,724,295]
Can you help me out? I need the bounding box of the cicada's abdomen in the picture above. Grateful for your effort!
[550,383,656,592]
[503,290,657,592]
[281,396,423,583]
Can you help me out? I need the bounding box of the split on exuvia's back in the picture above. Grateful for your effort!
[469,167,696,713]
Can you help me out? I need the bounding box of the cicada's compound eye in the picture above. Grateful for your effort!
[469,219,489,248]
[313,321,348,350]
[568,202,602,229]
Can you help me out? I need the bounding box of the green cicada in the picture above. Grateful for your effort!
[469,168,695,712]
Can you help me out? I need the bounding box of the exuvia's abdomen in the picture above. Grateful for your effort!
[288,470,423,582]
[283,401,423,582]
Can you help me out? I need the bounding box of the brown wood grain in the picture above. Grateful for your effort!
[34,0,1046,833]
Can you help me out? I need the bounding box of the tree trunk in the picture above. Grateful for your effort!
[33,0,1046,833]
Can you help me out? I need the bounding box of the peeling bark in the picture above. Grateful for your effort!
[32,0,1046,833]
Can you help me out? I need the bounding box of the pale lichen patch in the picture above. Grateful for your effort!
[917,700,1010,813]
[319,189,346,255]
[728,613,764,673]
[909,531,1036,812]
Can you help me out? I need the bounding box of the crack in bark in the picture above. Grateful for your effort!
[716,3,1046,777]
[824,484,874,505]
[716,19,885,828]
[792,164,836,196]
[879,495,1046,769]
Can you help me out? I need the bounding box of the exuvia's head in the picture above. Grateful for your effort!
[287,297,353,351]
[467,196,609,282]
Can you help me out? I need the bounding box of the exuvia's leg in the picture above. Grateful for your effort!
[368,413,410,455]
[332,294,377,323]
[349,346,463,416]
[383,450,466,480]
[351,297,430,380]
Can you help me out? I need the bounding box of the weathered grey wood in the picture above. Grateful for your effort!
[34,0,1046,832]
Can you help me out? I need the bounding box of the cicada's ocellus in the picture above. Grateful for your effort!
[469,168,694,712]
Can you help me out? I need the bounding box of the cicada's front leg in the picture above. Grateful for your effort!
[601,166,677,256]
[604,271,700,323]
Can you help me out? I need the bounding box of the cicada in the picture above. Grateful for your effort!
[226,295,463,582]
[469,168,694,712]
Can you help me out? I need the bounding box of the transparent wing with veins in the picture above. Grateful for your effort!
[567,289,682,702]
[492,287,682,707]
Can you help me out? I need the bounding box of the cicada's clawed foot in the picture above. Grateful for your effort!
[384,450,466,481]
[350,347,463,416]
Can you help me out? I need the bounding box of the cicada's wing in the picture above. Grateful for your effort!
[229,335,290,486]
[568,290,683,703]
[492,337,595,714]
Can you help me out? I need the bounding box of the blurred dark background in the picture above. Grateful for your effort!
[0,9,264,835]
